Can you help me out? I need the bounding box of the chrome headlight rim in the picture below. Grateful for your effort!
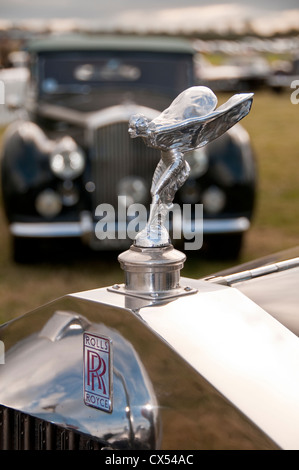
[35,188,62,218]
[202,185,226,215]
[186,147,209,179]
[49,137,85,180]
[117,176,148,207]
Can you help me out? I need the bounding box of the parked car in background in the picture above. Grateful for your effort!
[196,53,270,92]
[268,55,299,93]
[0,66,29,126]
[0,34,256,261]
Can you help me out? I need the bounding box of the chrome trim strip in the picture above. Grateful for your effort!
[210,257,299,286]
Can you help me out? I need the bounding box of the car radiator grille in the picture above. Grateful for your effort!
[93,121,160,210]
[0,405,104,450]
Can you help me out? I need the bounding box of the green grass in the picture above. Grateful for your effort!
[0,88,298,323]
[243,90,299,231]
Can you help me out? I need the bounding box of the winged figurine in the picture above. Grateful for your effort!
[128,86,253,248]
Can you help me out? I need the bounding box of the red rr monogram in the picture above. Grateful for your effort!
[86,349,107,394]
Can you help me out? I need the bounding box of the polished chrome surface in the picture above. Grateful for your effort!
[0,307,160,450]
[117,86,253,299]
[71,276,299,449]
[117,244,191,299]
[117,244,197,299]
[129,86,253,248]
[136,278,299,450]
[0,290,278,450]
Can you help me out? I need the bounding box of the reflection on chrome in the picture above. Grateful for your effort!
[0,311,160,449]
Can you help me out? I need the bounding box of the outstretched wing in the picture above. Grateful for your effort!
[148,92,254,152]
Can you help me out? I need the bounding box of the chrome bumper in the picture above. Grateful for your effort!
[10,213,250,241]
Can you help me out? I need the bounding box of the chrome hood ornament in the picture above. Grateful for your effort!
[118,86,253,300]
[128,86,253,248]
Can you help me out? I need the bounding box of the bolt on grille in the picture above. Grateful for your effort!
[0,405,104,450]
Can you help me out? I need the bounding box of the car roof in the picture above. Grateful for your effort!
[26,34,195,55]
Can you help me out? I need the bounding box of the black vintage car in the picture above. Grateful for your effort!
[0,77,298,451]
[0,35,256,261]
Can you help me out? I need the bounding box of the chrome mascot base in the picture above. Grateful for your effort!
[117,86,253,300]
[118,245,187,300]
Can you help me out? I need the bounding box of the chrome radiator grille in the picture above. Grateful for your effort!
[93,121,160,210]
[0,405,104,450]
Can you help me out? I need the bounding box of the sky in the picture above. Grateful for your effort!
[0,1,299,36]
[0,0,299,20]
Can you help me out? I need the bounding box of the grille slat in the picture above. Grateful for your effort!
[93,121,160,210]
[0,405,104,450]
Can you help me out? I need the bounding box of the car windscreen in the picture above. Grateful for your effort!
[36,51,194,96]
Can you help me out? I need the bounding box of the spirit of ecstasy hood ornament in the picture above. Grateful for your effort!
[116,86,253,300]
[129,86,253,248]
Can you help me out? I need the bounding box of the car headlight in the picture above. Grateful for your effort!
[118,176,148,207]
[202,185,226,214]
[186,147,208,178]
[35,189,62,218]
[50,137,85,180]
